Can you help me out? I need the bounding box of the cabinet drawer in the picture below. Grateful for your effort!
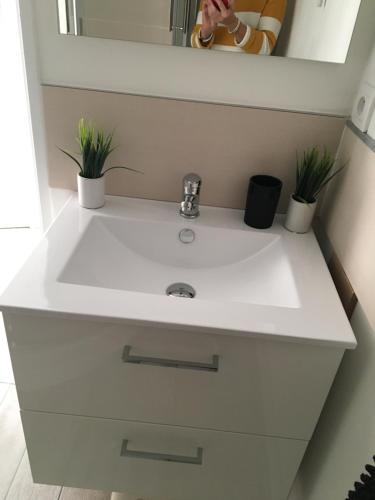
[22,410,307,500]
[5,313,343,440]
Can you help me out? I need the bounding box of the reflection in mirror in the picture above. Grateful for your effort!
[57,0,362,63]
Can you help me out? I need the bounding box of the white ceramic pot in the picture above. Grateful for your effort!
[77,174,105,209]
[284,195,317,233]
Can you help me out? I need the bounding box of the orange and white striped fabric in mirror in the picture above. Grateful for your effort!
[191,0,287,54]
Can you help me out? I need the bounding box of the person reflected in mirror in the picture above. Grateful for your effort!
[191,0,287,55]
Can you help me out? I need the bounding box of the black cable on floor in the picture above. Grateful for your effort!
[346,456,375,500]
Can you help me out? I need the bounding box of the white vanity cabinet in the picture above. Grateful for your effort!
[22,411,306,500]
[0,196,356,500]
[4,311,344,500]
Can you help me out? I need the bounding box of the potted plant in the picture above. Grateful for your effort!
[60,118,140,209]
[285,147,344,233]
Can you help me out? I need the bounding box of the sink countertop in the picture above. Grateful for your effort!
[0,194,356,349]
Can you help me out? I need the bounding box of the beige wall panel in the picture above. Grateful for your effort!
[322,126,375,331]
[43,85,345,212]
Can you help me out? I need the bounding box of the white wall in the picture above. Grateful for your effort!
[288,86,375,498]
[33,0,375,116]
[288,302,375,500]
[0,0,40,228]
[17,0,75,229]
[362,43,375,85]
[80,0,172,45]
[284,0,361,63]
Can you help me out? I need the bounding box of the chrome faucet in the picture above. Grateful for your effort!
[180,173,202,219]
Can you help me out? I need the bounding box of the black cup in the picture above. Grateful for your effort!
[244,175,282,229]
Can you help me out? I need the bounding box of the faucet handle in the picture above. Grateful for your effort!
[183,173,202,196]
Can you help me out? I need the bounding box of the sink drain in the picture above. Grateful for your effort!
[166,283,196,299]
[179,228,195,244]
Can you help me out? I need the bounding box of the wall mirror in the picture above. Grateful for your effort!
[57,0,362,63]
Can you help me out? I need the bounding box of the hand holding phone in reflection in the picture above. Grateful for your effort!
[201,0,236,40]
[212,0,230,9]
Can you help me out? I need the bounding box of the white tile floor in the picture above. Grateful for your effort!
[0,228,111,499]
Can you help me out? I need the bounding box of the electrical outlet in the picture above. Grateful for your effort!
[351,82,375,132]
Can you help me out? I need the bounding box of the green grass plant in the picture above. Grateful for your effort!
[60,118,141,179]
[294,147,344,204]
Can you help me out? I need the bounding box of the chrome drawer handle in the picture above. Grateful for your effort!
[121,440,203,466]
[122,345,219,372]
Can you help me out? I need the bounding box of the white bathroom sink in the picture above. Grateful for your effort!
[0,194,356,348]
[59,215,299,308]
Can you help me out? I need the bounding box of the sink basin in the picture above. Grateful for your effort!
[0,194,356,348]
[59,216,300,308]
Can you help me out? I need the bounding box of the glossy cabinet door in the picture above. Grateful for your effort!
[4,312,344,440]
[22,410,307,500]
